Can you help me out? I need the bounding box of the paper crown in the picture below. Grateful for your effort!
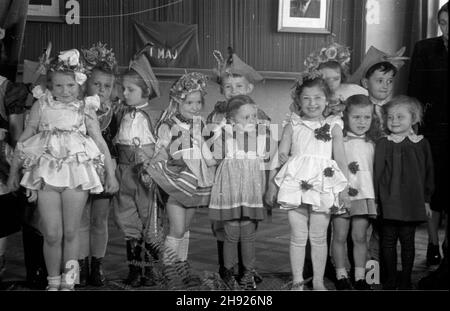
[81,42,117,74]
[304,41,352,73]
[212,47,263,84]
[170,72,208,103]
[347,46,409,85]
[129,43,160,98]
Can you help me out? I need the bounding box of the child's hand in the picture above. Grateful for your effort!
[26,189,38,203]
[0,129,7,141]
[104,174,119,194]
[425,203,432,219]
[339,187,352,209]
[264,185,278,207]
[136,149,150,164]
[7,172,20,192]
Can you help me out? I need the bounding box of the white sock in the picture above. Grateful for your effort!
[164,235,183,264]
[336,268,348,280]
[355,267,366,281]
[47,275,61,291]
[177,231,190,262]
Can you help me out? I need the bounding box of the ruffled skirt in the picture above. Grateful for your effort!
[18,130,104,193]
[275,154,348,213]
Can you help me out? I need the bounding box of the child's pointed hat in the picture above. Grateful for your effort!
[129,43,160,98]
[212,47,263,84]
[348,46,409,85]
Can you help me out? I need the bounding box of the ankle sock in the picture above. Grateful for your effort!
[336,268,348,280]
[355,267,365,281]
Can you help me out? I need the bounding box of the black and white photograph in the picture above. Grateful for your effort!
[0,0,448,302]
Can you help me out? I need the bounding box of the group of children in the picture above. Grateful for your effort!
[0,32,439,291]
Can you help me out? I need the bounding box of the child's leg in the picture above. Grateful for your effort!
[398,223,417,289]
[332,216,351,280]
[351,216,370,282]
[426,211,442,265]
[176,206,196,262]
[238,220,257,289]
[288,209,308,286]
[368,218,381,261]
[0,237,6,278]
[164,198,192,263]
[89,196,110,286]
[223,221,240,271]
[78,198,91,260]
[60,189,89,289]
[90,197,110,258]
[380,220,399,289]
[309,212,331,290]
[37,190,63,278]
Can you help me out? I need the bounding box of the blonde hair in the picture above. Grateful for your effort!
[382,95,424,130]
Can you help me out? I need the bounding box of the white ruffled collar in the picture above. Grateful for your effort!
[386,132,423,143]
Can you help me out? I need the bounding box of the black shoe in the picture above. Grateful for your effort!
[353,279,370,290]
[77,257,89,287]
[218,266,227,279]
[418,256,449,290]
[125,239,142,287]
[252,269,263,284]
[89,257,106,287]
[176,261,202,287]
[142,265,157,287]
[222,268,241,290]
[427,243,442,266]
[239,270,256,290]
[335,277,353,290]
[125,265,142,287]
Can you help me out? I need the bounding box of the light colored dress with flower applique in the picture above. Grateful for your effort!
[275,113,348,213]
[18,90,104,193]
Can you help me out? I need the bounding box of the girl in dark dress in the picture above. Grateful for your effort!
[374,95,434,289]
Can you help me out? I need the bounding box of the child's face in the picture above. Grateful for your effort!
[232,104,257,131]
[320,67,341,93]
[386,104,413,136]
[87,70,114,104]
[439,11,448,42]
[299,86,328,120]
[363,69,394,102]
[222,76,254,100]
[122,77,147,106]
[179,91,203,120]
[51,72,80,104]
[347,105,373,136]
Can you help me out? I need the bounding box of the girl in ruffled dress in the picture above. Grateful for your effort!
[7,49,118,291]
[273,71,350,290]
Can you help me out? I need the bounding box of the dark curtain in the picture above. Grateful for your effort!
[0,0,29,82]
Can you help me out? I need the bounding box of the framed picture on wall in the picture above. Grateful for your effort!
[27,0,65,23]
[278,0,332,33]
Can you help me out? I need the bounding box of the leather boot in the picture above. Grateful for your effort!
[125,239,142,287]
[77,257,89,287]
[142,243,156,286]
[90,257,106,286]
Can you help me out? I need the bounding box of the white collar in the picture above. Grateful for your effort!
[370,97,391,107]
[387,132,423,143]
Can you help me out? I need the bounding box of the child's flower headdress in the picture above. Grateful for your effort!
[48,49,88,85]
[169,72,208,103]
[292,69,323,90]
[304,41,352,73]
[81,42,117,74]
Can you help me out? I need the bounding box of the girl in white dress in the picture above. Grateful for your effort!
[274,71,349,290]
[7,50,118,290]
[332,95,382,290]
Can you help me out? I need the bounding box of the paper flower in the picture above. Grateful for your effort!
[304,42,352,72]
[58,49,81,67]
[348,161,360,175]
[81,42,117,73]
[348,187,359,197]
[314,123,332,142]
[300,180,314,191]
[292,69,323,90]
[323,167,335,177]
[170,72,208,102]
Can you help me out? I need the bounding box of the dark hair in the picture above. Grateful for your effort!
[365,61,397,79]
[318,60,347,83]
[292,76,331,111]
[121,69,151,98]
[343,94,382,142]
[226,95,255,121]
[92,61,117,76]
[438,2,448,20]
[381,95,424,133]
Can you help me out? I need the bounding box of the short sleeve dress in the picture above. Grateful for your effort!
[342,133,377,217]
[17,91,105,193]
[275,114,348,212]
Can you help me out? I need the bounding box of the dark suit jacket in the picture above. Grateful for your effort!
[408,37,448,127]
[290,0,321,18]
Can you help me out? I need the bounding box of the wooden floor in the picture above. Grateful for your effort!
[0,208,446,291]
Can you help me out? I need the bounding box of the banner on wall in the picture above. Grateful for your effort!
[133,21,200,68]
